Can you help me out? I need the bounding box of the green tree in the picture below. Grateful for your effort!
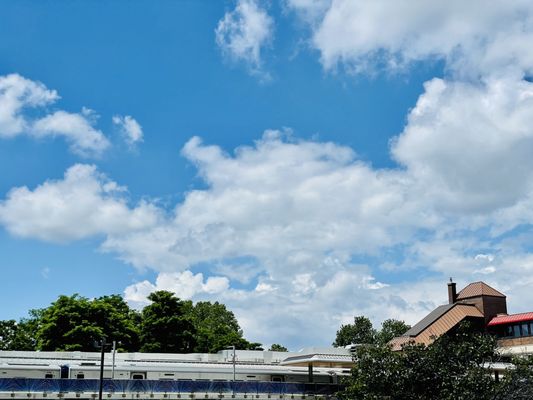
[339,322,498,400]
[269,344,288,352]
[0,320,18,350]
[333,316,376,347]
[37,294,102,351]
[37,294,140,351]
[90,295,140,351]
[189,301,261,353]
[140,291,196,353]
[376,319,411,345]
[494,356,533,399]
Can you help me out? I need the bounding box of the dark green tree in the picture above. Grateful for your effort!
[376,319,411,345]
[269,344,288,352]
[339,322,498,400]
[36,294,140,351]
[37,294,102,351]
[0,320,18,350]
[189,301,260,353]
[333,316,376,347]
[90,295,140,351]
[140,291,196,353]
[494,356,533,399]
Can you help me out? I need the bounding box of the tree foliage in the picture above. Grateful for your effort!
[339,322,499,400]
[333,316,410,347]
[333,316,376,347]
[190,301,256,353]
[269,344,288,352]
[140,291,196,353]
[37,294,140,351]
[0,290,261,354]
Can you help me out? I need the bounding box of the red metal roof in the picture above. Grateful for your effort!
[488,312,533,326]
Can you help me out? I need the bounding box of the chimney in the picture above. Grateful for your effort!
[448,279,457,304]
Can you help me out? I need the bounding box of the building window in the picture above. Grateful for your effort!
[522,322,530,337]
[513,325,521,337]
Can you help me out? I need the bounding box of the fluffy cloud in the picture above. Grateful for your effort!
[0,73,59,136]
[289,0,533,77]
[103,131,432,274]
[392,77,533,215]
[0,73,111,156]
[125,271,230,308]
[33,109,110,156]
[113,115,144,147]
[0,164,160,242]
[215,0,274,76]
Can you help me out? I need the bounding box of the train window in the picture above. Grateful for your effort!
[131,373,145,380]
[45,373,54,379]
[164,373,174,376]
[76,374,85,379]
[246,376,256,378]
[271,376,283,382]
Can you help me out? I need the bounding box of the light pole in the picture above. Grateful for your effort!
[231,345,236,384]
[226,346,236,396]
[98,337,106,400]
[111,340,116,380]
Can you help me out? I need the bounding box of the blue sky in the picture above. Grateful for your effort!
[2,0,533,350]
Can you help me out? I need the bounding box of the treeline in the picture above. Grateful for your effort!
[0,291,284,353]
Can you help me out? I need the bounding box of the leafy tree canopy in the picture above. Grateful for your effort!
[37,294,140,351]
[140,291,196,353]
[339,322,500,400]
[333,317,410,347]
[333,316,376,347]
[269,344,288,352]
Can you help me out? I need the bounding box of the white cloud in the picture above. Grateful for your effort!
[0,73,110,156]
[112,115,144,147]
[0,164,160,243]
[124,270,230,308]
[0,73,58,137]
[103,132,432,275]
[392,77,533,215]
[289,0,533,78]
[33,109,110,156]
[215,0,274,76]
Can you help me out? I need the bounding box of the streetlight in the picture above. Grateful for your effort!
[98,337,107,400]
[226,346,236,396]
[231,345,236,384]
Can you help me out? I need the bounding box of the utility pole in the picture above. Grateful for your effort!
[232,345,236,384]
[98,337,106,400]
[111,341,116,379]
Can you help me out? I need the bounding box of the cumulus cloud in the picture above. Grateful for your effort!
[215,0,274,76]
[288,0,533,78]
[113,115,144,147]
[0,73,59,136]
[0,164,160,242]
[392,77,533,215]
[125,270,230,308]
[103,132,431,274]
[4,129,533,346]
[0,73,110,156]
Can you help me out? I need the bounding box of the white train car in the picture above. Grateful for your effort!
[0,364,61,379]
[66,362,338,382]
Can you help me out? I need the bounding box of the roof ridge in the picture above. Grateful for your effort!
[457,281,505,299]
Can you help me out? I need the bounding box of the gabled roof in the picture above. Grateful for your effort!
[456,281,505,300]
[488,312,533,326]
[390,303,484,351]
[403,304,455,337]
